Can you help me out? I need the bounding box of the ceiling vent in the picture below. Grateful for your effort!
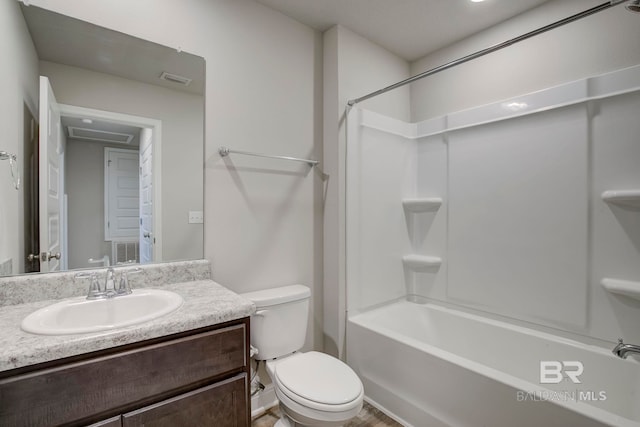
[67,126,134,144]
[159,71,192,86]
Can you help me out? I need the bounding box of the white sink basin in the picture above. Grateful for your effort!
[21,289,183,335]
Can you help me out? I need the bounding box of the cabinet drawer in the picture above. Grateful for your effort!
[122,374,248,427]
[0,323,247,426]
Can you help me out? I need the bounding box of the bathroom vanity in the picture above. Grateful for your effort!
[0,261,254,427]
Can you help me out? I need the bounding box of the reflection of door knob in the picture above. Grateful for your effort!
[47,252,61,261]
[27,252,44,262]
[143,232,152,238]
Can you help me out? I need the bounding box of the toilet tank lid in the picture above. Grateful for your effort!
[241,285,310,308]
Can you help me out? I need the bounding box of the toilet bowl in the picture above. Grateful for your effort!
[267,352,364,427]
[241,285,364,427]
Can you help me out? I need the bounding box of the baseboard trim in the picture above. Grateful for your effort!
[364,395,413,427]
[251,383,278,419]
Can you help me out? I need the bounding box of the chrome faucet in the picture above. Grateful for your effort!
[75,267,141,300]
[104,267,117,296]
[612,338,640,359]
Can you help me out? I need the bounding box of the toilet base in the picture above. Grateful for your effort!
[276,390,361,427]
[275,411,342,427]
[274,405,305,427]
[274,415,295,427]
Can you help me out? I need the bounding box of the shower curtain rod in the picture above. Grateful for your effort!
[347,0,627,107]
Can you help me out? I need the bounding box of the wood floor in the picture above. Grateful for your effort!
[252,401,403,427]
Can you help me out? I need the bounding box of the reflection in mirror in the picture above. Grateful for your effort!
[0,4,204,276]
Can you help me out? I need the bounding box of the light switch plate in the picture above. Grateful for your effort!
[188,211,204,224]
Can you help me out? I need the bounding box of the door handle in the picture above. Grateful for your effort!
[28,252,61,262]
[47,252,61,261]
[27,252,44,262]
[143,232,152,238]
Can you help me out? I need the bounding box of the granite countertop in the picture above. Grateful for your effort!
[0,280,255,372]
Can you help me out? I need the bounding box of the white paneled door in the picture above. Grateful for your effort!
[139,129,153,264]
[105,148,140,241]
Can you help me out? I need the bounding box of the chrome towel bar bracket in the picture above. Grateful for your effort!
[0,150,20,190]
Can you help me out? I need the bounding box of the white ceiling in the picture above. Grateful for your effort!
[255,0,553,61]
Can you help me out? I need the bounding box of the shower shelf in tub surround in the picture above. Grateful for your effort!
[402,197,443,212]
[402,255,442,270]
[601,278,640,301]
[601,190,640,208]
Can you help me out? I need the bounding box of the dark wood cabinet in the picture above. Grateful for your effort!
[0,318,250,427]
[122,374,247,427]
[88,416,122,427]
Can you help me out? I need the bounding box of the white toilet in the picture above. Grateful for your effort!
[241,285,364,427]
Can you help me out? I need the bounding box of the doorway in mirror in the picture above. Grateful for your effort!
[30,83,163,271]
[62,104,162,270]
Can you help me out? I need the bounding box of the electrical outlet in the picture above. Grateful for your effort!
[188,211,204,224]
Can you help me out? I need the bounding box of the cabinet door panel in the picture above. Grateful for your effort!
[0,322,247,426]
[122,374,248,427]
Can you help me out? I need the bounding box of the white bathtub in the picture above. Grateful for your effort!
[347,300,640,427]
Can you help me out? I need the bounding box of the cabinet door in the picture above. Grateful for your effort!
[122,374,247,427]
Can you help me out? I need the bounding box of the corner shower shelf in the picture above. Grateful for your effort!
[601,190,640,208]
[402,197,443,212]
[402,255,442,271]
[601,278,640,301]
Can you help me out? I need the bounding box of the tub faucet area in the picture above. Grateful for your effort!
[612,338,640,359]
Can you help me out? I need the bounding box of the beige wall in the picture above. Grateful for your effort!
[27,0,640,359]
[323,25,410,357]
[30,0,325,352]
[0,0,39,275]
[39,61,204,264]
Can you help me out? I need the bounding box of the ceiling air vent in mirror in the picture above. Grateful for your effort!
[67,126,134,144]
[159,71,192,86]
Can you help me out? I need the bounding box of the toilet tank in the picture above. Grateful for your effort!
[241,285,310,361]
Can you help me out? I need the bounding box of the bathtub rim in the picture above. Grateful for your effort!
[349,295,623,353]
[347,299,640,427]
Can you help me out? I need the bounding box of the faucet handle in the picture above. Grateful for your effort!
[75,272,103,300]
[104,267,117,293]
[117,267,142,295]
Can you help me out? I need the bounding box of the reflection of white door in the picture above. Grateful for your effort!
[38,76,63,272]
[105,148,139,240]
[139,129,153,263]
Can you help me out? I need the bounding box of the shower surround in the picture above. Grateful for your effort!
[345,64,640,427]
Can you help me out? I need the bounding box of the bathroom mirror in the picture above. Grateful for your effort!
[2,5,205,275]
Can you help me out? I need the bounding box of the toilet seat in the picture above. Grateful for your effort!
[273,351,364,412]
